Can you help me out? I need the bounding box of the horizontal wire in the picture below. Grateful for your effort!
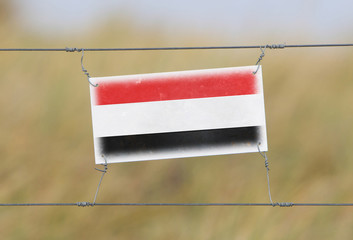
[0,203,77,206]
[1,202,353,207]
[0,43,352,52]
[282,43,353,48]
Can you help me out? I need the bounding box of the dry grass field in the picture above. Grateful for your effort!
[0,12,353,240]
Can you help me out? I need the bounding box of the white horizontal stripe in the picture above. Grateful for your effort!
[91,94,266,138]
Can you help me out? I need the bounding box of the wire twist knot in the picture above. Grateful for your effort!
[65,47,82,52]
[264,159,270,170]
[77,201,94,207]
[266,44,286,49]
[273,202,294,207]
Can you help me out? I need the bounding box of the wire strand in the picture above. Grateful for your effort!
[93,155,108,204]
[0,43,352,52]
[257,143,273,205]
[1,202,353,207]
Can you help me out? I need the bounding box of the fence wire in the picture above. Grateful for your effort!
[1,202,353,207]
[0,43,352,52]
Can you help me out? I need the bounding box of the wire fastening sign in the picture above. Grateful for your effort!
[90,66,268,164]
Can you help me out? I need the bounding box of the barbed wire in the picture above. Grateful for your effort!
[0,43,352,52]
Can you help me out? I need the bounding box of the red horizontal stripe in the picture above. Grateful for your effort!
[94,69,256,105]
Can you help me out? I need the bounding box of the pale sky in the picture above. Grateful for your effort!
[10,0,353,42]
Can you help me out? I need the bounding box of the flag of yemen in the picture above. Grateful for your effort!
[90,66,267,164]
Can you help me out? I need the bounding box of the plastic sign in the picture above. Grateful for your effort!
[90,66,267,164]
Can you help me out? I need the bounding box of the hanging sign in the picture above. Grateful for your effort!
[90,66,267,164]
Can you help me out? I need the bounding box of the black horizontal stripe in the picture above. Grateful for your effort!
[98,126,260,156]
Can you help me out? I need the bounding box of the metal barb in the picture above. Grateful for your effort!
[257,143,273,205]
[80,49,98,87]
[93,155,109,205]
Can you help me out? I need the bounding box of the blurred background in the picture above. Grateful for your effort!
[0,0,353,239]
